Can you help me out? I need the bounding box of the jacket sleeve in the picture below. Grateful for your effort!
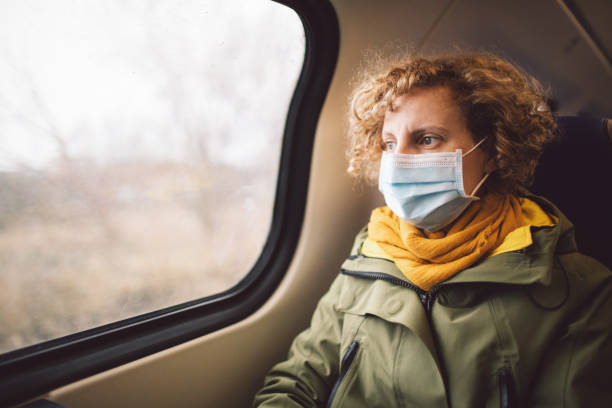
[253,274,345,407]
[528,259,612,407]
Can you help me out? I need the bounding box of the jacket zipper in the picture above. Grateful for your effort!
[342,266,519,407]
[341,268,447,405]
[326,340,360,408]
[498,367,517,408]
[341,269,441,314]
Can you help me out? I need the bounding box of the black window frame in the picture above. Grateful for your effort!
[0,0,339,405]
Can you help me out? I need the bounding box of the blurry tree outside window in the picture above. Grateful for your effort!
[0,0,304,354]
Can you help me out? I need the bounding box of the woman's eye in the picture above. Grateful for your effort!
[384,141,396,151]
[420,136,439,146]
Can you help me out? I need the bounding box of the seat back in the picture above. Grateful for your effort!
[530,116,612,269]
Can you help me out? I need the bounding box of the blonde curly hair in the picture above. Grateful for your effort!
[347,52,556,194]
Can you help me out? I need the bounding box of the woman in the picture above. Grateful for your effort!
[253,53,612,407]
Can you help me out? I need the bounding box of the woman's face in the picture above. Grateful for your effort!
[381,86,494,196]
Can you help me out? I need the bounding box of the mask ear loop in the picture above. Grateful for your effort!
[461,137,490,197]
[469,173,490,196]
[462,137,487,158]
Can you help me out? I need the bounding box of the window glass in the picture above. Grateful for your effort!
[0,0,304,354]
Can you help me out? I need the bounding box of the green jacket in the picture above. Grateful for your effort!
[254,197,612,407]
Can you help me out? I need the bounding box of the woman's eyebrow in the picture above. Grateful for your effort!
[381,130,396,138]
[411,126,449,137]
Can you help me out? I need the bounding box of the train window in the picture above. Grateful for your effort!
[0,0,304,355]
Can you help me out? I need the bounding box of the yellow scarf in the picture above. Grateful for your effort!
[368,193,524,291]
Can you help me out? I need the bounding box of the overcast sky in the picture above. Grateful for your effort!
[0,0,304,171]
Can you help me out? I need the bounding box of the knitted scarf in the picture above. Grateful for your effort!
[368,193,524,291]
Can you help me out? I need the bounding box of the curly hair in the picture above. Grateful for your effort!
[347,52,557,194]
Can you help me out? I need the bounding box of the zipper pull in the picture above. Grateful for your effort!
[419,293,428,308]
[418,292,435,314]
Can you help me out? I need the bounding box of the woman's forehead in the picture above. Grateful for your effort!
[384,87,465,125]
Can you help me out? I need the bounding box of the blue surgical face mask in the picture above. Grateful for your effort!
[378,138,488,232]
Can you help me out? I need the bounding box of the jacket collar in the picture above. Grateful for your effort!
[342,194,576,289]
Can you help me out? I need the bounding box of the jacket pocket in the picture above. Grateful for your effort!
[326,340,360,408]
[499,367,517,408]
